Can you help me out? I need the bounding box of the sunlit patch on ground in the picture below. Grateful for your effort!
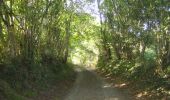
[97,70,170,100]
[114,83,127,88]
[103,83,112,88]
[107,98,119,100]
[136,91,148,98]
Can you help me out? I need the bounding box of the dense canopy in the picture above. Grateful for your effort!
[0,0,169,99]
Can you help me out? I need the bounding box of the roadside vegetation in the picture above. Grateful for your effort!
[96,0,170,99]
[0,0,169,100]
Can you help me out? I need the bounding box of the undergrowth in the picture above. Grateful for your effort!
[0,56,75,100]
[97,55,170,99]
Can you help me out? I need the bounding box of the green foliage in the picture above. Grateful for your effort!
[96,1,170,98]
[0,79,25,100]
[0,0,169,99]
[97,0,170,79]
[144,47,156,61]
[0,57,75,99]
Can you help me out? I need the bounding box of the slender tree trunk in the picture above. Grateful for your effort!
[97,0,112,61]
[63,18,71,63]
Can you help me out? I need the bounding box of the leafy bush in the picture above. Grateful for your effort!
[144,48,156,61]
[0,55,75,100]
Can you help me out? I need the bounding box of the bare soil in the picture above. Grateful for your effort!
[65,67,132,100]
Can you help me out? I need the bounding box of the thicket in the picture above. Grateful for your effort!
[0,0,76,99]
[96,0,170,98]
[0,0,169,99]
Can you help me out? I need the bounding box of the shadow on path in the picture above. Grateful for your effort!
[65,67,131,100]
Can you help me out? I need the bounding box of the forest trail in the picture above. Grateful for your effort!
[65,67,131,100]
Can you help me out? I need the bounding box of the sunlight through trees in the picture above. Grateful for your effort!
[0,0,169,99]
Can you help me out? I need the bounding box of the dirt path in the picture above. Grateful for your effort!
[65,67,131,100]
